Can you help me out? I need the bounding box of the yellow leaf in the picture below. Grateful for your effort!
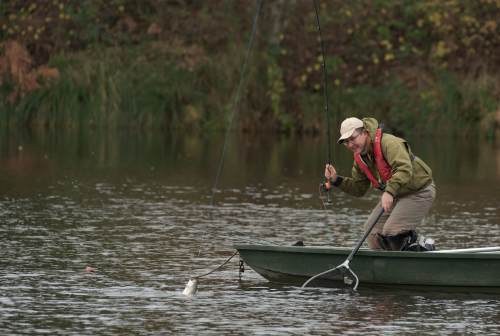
[481,21,497,33]
[435,40,451,57]
[460,16,477,24]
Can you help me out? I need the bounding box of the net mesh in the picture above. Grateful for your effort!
[302,264,359,290]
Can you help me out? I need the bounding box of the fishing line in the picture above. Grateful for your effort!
[312,0,333,246]
[197,0,263,258]
[318,184,351,249]
[73,182,279,246]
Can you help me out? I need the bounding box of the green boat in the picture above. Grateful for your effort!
[234,244,500,289]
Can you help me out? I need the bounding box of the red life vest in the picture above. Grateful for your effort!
[354,124,392,191]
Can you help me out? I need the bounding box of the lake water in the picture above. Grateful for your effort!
[1,128,499,335]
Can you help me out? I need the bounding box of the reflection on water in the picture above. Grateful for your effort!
[0,128,499,335]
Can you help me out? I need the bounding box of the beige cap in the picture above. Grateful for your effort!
[337,118,364,144]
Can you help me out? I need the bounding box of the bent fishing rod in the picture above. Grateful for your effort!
[312,0,331,169]
[312,0,332,205]
[311,0,337,248]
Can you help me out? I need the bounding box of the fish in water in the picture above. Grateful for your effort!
[182,279,198,295]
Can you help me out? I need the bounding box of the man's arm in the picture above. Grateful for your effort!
[329,161,371,197]
[383,137,413,197]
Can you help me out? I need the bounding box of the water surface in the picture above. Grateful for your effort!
[1,129,499,335]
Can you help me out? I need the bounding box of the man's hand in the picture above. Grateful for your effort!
[381,192,394,212]
[325,164,338,181]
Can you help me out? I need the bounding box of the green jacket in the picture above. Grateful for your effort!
[334,118,433,198]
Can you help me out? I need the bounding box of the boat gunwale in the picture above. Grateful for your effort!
[233,244,500,259]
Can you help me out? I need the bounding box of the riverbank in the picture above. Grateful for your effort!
[1,0,500,137]
[2,45,499,137]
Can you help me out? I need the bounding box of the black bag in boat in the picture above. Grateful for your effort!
[375,228,418,251]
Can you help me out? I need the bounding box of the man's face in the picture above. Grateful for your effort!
[344,129,367,155]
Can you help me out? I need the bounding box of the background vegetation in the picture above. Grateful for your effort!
[1,0,500,137]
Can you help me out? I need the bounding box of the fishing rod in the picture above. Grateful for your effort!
[312,0,332,205]
[73,182,280,246]
[312,0,331,169]
[312,0,335,247]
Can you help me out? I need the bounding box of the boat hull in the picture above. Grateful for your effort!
[234,244,500,288]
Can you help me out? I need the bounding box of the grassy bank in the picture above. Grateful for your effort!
[1,0,500,136]
[1,47,499,137]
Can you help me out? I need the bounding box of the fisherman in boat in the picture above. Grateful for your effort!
[325,117,436,250]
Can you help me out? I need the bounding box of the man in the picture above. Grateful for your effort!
[325,117,436,250]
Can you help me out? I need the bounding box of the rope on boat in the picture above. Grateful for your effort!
[197,0,263,258]
[192,251,239,279]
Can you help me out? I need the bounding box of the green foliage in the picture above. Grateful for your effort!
[1,0,500,136]
[1,50,202,129]
[328,71,499,137]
